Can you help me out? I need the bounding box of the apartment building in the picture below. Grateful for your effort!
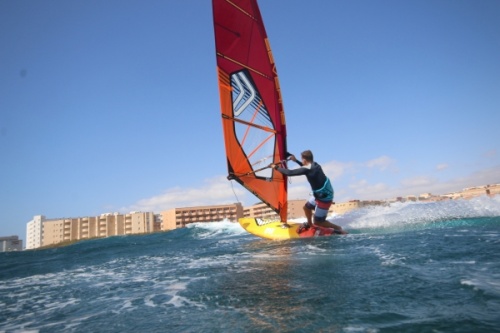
[26,212,158,248]
[243,199,307,220]
[0,236,23,252]
[287,199,307,219]
[26,215,45,250]
[161,203,244,230]
[329,200,386,215]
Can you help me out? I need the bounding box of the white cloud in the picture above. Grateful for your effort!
[401,176,435,187]
[348,179,368,190]
[436,163,449,171]
[365,155,395,171]
[288,182,310,200]
[122,176,246,212]
[446,165,500,190]
[321,160,351,179]
[347,179,391,199]
[338,165,500,201]
[483,149,497,159]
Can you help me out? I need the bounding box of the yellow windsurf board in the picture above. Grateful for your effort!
[239,217,344,240]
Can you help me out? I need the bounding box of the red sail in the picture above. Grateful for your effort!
[212,0,288,221]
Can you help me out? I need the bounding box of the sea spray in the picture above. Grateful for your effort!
[332,195,500,231]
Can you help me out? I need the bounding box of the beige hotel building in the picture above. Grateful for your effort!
[159,199,308,230]
[160,203,244,230]
[26,212,159,249]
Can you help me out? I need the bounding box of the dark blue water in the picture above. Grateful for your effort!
[1,197,500,332]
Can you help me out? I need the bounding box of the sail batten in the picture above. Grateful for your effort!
[213,0,288,221]
[216,53,274,80]
[222,115,277,134]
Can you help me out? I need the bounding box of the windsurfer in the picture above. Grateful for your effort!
[271,150,344,232]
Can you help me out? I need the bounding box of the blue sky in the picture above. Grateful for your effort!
[1,0,499,239]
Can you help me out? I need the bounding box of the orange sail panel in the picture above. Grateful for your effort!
[212,0,288,221]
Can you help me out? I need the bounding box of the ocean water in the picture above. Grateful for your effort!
[1,197,500,333]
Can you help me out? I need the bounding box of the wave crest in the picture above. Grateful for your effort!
[331,196,500,230]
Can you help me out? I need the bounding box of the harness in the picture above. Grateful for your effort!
[313,177,334,201]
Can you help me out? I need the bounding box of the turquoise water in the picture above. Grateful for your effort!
[1,197,500,332]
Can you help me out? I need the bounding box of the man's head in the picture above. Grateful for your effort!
[301,150,314,163]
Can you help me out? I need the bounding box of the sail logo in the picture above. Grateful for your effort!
[255,218,276,226]
[232,71,262,117]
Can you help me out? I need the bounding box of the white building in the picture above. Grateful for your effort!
[26,215,45,250]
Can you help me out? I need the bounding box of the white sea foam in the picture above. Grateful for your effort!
[0,248,220,332]
[187,220,248,238]
[362,244,406,267]
[450,261,476,265]
[460,274,500,296]
[343,325,380,333]
[304,244,328,253]
[331,196,500,230]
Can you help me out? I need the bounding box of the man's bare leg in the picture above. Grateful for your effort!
[314,220,343,231]
[304,205,313,227]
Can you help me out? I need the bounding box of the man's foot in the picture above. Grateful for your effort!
[298,222,310,233]
[280,223,291,229]
[334,229,348,235]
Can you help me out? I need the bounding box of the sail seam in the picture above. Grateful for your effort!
[224,0,258,21]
